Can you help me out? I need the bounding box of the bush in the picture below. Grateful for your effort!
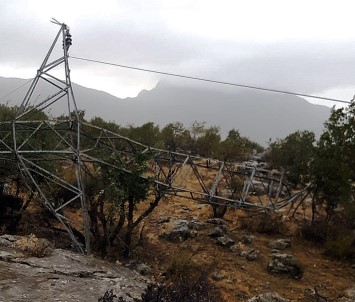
[299,221,327,244]
[141,276,221,302]
[324,235,354,260]
[98,290,127,302]
[240,213,287,235]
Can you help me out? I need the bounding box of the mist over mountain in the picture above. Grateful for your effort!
[0,76,331,146]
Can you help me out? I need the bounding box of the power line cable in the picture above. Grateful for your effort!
[69,55,351,104]
[0,78,33,104]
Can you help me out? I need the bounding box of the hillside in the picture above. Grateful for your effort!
[0,76,330,145]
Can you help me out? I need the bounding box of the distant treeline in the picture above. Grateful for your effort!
[89,117,264,161]
[0,104,263,161]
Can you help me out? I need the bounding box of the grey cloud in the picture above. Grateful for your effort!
[1,1,355,99]
[206,42,355,94]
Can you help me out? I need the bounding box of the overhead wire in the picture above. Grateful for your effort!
[0,78,33,104]
[69,55,351,105]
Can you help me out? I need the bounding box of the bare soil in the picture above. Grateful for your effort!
[132,196,355,302]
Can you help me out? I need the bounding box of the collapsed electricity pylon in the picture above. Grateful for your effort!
[0,19,90,253]
[0,21,310,253]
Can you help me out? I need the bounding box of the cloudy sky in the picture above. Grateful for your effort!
[1,0,355,107]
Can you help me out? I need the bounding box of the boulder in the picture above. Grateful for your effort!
[247,292,289,302]
[241,234,255,244]
[160,219,191,242]
[268,239,291,250]
[268,253,303,279]
[208,225,227,238]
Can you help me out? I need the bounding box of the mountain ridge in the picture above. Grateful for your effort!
[0,76,331,146]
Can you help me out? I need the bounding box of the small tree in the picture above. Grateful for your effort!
[87,154,162,257]
[266,130,316,186]
[311,102,355,221]
[219,129,255,162]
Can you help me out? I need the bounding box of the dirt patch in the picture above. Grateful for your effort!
[132,196,355,301]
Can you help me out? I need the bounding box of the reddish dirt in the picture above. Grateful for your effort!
[132,196,355,302]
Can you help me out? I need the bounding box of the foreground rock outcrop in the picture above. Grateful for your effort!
[0,235,149,301]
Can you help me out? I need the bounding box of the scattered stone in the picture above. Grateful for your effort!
[247,292,289,302]
[268,253,303,279]
[216,236,235,248]
[241,234,255,244]
[208,225,227,238]
[351,264,355,269]
[207,218,226,225]
[246,248,260,261]
[211,271,225,281]
[268,239,291,250]
[230,242,246,255]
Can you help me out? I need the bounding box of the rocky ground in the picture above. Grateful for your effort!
[1,195,354,301]
[132,196,355,302]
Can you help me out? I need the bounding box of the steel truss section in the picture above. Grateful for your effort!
[0,20,310,253]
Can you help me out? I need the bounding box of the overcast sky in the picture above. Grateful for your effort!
[1,0,355,107]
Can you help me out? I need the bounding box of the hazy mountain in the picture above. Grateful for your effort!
[0,76,331,145]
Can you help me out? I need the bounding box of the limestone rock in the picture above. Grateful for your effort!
[337,287,355,301]
[160,219,190,242]
[208,226,227,238]
[211,271,225,281]
[216,236,235,248]
[188,220,207,230]
[248,292,289,302]
[230,242,246,255]
[207,218,226,225]
[268,239,291,250]
[0,238,149,301]
[268,253,303,279]
[0,235,20,247]
[127,260,152,276]
[246,248,260,261]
